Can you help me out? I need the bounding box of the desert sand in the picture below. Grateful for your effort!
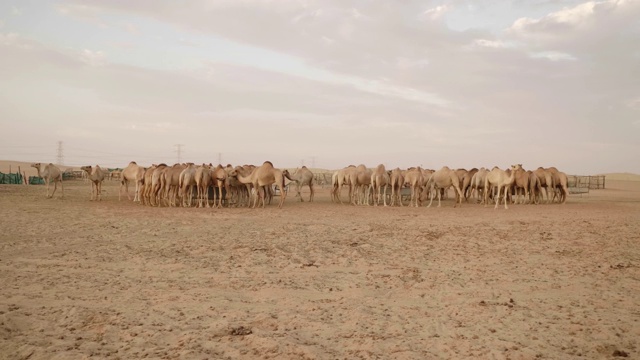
[1,165,639,359]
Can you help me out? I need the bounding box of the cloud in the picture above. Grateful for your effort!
[79,49,106,66]
[423,5,449,20]
[530,51,577,61]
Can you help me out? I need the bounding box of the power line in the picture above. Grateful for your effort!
[175,144,184,163]
[56,141,64,165]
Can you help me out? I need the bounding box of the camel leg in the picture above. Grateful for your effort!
[97,182,102,201]
[504,187,509,209]
[309,183,314,202]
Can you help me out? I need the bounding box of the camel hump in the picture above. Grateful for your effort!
[130,161,137,164]
[263,161,274,167]
[301,166,307,169]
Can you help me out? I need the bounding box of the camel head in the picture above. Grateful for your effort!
[512,164,523,172]
[81,165,92,173]
[31,163,42,169]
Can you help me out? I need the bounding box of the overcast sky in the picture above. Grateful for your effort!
[1,0,638,173]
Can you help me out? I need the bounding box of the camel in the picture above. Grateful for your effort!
[528,170,543,204]
[211,164,229,208]
[370,164,390,206]
[389,168,405,207]
[236,161,287,208]
[348,165,372,206]
[227,165,253,207]
[179,164,198,207]
[402,167,423,207]
[484,165,519,209]
[332,165,356,204]
[119,161,145,202]
[149,164,169,206]
[195,164,213,208]
[161,163,187,207]
[511,165,530,204]
[426,166,464,208]
[31,163,64,198]
[547,167,569,204]
[533,167,554,204]
[469,167,489,204]
[461,168,479,202]
[139,165,157,206]
[80,165,107,201]
[283,166,315,202]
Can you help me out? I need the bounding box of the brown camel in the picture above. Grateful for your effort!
[484,165,519,209]
[80,165,106,201]
[511,164,530,204]
[283,166,315,202]
[527,170,543,204]
[370,164,390,206]
[149,164,169,207]
[236,161,287,208]
[533,167,554,204]
[547,167,569,204]
[31,163,64,198]
[389,168,405,207]
[119,161,145,202]
[211,164,229,208]
[426,166,464,208]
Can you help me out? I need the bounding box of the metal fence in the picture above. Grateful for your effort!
[567,175,606,194]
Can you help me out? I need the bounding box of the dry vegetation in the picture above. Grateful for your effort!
[1,176,639,359]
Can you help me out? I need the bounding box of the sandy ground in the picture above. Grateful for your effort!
[1,178,639,359]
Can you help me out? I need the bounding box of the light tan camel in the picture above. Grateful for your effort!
[195,164,213,208]
[427,166,464,208]
[389,168,405,207]
[370,164,390,206]
[80,165,106,201]
[211,164,229,208]
[533,167,554,204]
[402,167,423,207]
[461,168,478,202]
[139,165,157,206]
[120,161,145,202]
[348,165,372,206]
[484,165,519,209]
[237,161,287,208]
[332,166,356,204]
[469,167,489,204]
[511,165,530,204]
[161,163,187,207]
[179,164,198,207]
[149,164,168,206]
[283,166,315,202]
[31,163,64,198]
[227,165,253,207]
[547,167,569,204]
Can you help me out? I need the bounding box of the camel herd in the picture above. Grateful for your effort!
[329,164,569,209]
[29,161,569,209]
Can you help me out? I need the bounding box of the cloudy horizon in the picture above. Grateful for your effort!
[1,0,639,174]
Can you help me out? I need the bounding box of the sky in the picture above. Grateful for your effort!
[0,0,638,173]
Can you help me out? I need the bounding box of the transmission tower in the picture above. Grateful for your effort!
[175,144,184,163]
[56,141,64,165]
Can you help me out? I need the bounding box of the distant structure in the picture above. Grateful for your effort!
[175,144,184,163]
[56,141,64,165]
